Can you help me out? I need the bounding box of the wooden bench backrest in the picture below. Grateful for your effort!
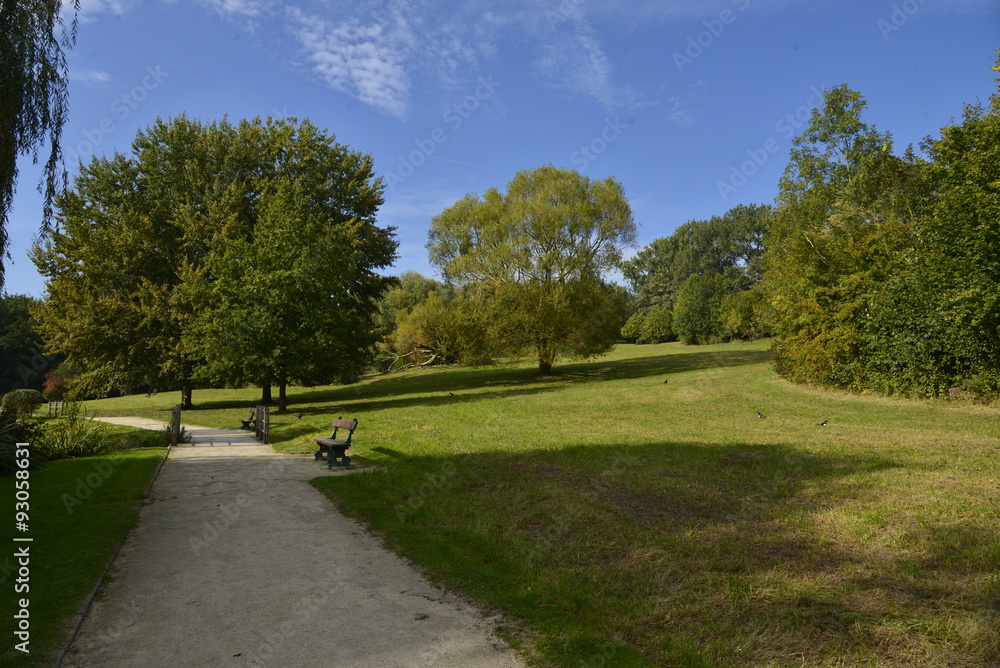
[331,419,357,431]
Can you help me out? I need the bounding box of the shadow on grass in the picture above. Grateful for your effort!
[271,347,776,417]
[312,439,999,667]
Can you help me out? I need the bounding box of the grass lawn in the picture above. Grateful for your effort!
[0,425,166,667]
[85,341,1000,666]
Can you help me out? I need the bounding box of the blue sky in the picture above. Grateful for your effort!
[6,0,999,297]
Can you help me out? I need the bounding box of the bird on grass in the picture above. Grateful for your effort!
[757,411,766,419]
[296,413,303,419]
[819,420,828,426]
[663,379,668,384]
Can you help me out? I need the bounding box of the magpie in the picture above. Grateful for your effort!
[820,420,828,426]
[757,411,766,419]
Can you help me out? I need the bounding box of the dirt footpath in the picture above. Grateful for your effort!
[64,422,526,668]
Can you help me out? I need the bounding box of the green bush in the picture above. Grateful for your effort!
[1,389,45,420]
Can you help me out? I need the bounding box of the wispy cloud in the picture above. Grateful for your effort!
[535,17,618,111]
[199,0,268,19]
[69,68,112,86]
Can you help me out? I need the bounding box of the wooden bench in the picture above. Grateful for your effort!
[312,418,357,468]
[239,408,256,430]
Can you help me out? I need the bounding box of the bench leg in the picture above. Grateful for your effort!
[328,447,350,468]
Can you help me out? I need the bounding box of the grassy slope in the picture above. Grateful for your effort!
[0,427,166,667]
[87,342,1000,666]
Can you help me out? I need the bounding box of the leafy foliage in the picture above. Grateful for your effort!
[623,203,770,343]
[33,116,396,408]
[33,401,117,460]
[764,56,1000,399]
[1,389,44,420]
[0,0,79,288]
[0,294,52,393]
[428,165,635,373]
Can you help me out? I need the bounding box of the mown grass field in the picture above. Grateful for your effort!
[0,425,166,667]
[87,341,1000,666]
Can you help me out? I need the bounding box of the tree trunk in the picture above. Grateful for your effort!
[538,359,552,375]
[261,380,272,405]
[277,371,288,413]
[180,383,194,410]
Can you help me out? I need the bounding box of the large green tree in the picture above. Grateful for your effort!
[428,165,636,374]
[184,162,395,411]
[763,85,929,388]
[868,58,1000,396]
[1,0,79,288]
[33,115,395,406]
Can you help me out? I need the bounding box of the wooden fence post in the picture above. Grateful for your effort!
[254,404,270,444]
[170,404,182,447]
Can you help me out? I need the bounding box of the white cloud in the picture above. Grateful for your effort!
[69,68,112,86]
[286,5,415,119]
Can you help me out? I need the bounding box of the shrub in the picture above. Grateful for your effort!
[33,402,118,461]
[1,389,45,420]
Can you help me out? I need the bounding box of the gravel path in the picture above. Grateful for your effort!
[63,419,526,668]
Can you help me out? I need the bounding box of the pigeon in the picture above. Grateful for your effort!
[757,411,766,419]
[819,420,828,426]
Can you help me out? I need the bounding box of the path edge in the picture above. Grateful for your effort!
[52,443,173,667]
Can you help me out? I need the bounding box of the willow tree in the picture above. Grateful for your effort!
[0,0,79,289]
[428,165,636,374]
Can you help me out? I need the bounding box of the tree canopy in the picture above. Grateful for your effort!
[32,115,396,407]
[622,203,770,344]
[428,165,636,374]
[762,56,1000,398]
